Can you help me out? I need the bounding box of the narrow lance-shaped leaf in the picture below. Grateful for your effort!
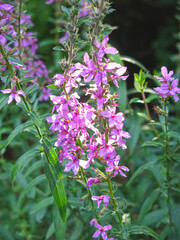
[44,157,67,223]
[11,146,41,183]
[129,225,161,240]
[2,120,33,150]
[137,188,160,224]
[18,174,46,208]
[31,196,54,214]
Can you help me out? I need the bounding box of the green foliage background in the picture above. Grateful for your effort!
[0,0,180,239]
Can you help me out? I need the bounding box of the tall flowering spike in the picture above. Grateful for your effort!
[154,66,180,102]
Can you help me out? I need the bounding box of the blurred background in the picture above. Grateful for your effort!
[26,0,178,74]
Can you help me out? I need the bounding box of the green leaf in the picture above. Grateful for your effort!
[8,56,24,66]
[44,161,67,223]
[25,83,40,96]
[28,110,42,127]
[47,84,59,89]
[143,209,168,226]
[46,222,54,240]
[0,95,9,110]
[19,174,46,208]
[11,146,41,183]
[129,225,161,240]
[53,46,65,51]
[53,203,66,240]
[61,6,69,17]
[128,113,140,154]
[2,121,33,150]
[136,112,149,120]
[146,94,158,103]
[170,204,180,236]
[0,75,11,86]
[77,16,89,26]
[134,74,141,92]
[31,196,53,214]
[142,140,164,148]
[21,76,36,83]
[117,79,127,112]
[127,161,155,186]
[0,224,14,240]
[24,160,44,178]
[69,219,83,240]
[109,52,124,66]
[121,56,149,72]
[129,97,144,104]
[137,189,160,224]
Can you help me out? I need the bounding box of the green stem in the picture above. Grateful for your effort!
[18,0,23,62]
[0,44,14,75]
[107,177,122,225]
[141,91,163,143]
[164,99,172,226]
[16,82,31,112]
[80,167,99,220]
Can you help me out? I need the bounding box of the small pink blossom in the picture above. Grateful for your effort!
[45,0,56,4]
[94,35,118,61]
[92,222,112,240]
[1,87,25,104]
[86,178,100,189]
[154,66,174,83]
[91,195,109,208]
[106,160,129,177]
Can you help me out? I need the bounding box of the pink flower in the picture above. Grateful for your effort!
[39,87,51,101]
[101,107,124,129]
[59,31,69,43]
[45,0,56,4]
[64,154,86,175]
[91,195,109,208]
[1,87,25,104]
[154,66,174,83]
[92,223,112,240]
[86,178,100,189]
[94,35,118,61]
[0,1,14,12]
[154,66,180,102]
[93,86,107,108]
[106,160,129,177]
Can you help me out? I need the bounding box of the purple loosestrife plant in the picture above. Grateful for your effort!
[47,0,131,233]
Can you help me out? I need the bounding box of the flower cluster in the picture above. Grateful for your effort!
[47,35,130,239]
[0,1,51,101]
[154,66,180,102]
